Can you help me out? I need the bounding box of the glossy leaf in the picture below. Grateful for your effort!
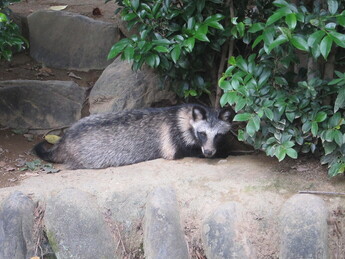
[171,45,181,63]
[290,35,309,52]
[285,13,297,29]
[233,113,252,122]
[320,35,333,59]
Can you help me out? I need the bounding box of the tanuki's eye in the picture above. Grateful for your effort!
[197,131,207,140]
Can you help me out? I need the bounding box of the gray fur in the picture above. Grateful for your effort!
[34,104,233,169]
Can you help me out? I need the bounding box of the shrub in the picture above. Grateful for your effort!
[107,0,229,98]
[0,0,28,61]
[219,0,345,176]
[109,0,345,177]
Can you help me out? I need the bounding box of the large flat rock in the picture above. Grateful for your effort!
[0,155,342,258]
[0,80,85,130]
[28,10,120,71]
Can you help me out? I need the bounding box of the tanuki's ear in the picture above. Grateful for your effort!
[192,105,207,122]
[219,107,234,122]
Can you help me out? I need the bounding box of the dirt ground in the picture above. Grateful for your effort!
[1,1,345,258]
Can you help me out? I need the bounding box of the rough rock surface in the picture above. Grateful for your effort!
[44,188,119,259]
[0,80,85,130]
[105,188,151,253]
[144,186,189,259]
[202,202,256,259]
[89,57,176,114]
[0,191,36,259]
[279,194,328,259]
[28,10,120,71]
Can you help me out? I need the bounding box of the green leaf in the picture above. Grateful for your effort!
[264,108,274,121]
[274,76,288,85]
[328,0,338,15]
[123,12,137,21]
[334,87,345,113]
[123,45,134,60]
[207,21,224,30]
[329,31,345,48]
[337,15,345,27]
[154,46,169,53]
[286,148,298,159]
[204,13,223,23]
[196,0,205,12]
[0,13,8,22]
[266,7,290,26]
[235,97,246,112]
[248,23,265,33]
[315,111,327,122]
[328,162,345,177]
[252,115,261,131]
[237,22,245,37]
[145,54,159,67]
[307,30,326,47]
[290,35,309,52]
[107,39,130,60]
[219,80,231,90]
[275,145,286,161]
[194,25,209,42]
[131,0,140,11]
[320,35,333,59]
[268,35,288,53]
[323,142,337,155]
[184,37,195,52]
[246,119,257,137]
[252,35,263,48]
[152,39,171,45]
[233,113,252,122]
[334,130,343,146]
[285,13,297,29]
[311,121,318,136]
[237,129,245,141]
[171,45,181,63]
[286,112,295,122]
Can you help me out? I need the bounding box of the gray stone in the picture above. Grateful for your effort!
[0,191,36,259]
[89,57,176,114]
[28,10,120,71]
[0,80,85,130]
[105,189,150,254]
[279,194,328,259]
[144,186,189,259]
[44,188,119,259]
[202,202,256,259]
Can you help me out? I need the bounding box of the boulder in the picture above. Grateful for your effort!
[28,10,120,71]
[144,186,189,259]
[0,191,36,259]
[44,188,120,259]
[105,189,150,254]
[202,202,256,259]
[0,80,85,130]
[89,57,176,114]
[279,194,328,259]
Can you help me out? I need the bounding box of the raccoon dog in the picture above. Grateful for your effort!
[33,104,233,169]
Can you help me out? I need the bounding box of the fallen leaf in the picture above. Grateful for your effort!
[68,72,82,80]
[49,5,68,11]
[93,7,102,16]
[24,133,34,142]
[5,167,15,172]
[45,134,61,144]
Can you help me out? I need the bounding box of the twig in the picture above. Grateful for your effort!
[299,190,345,196]
[215,0,233,108]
